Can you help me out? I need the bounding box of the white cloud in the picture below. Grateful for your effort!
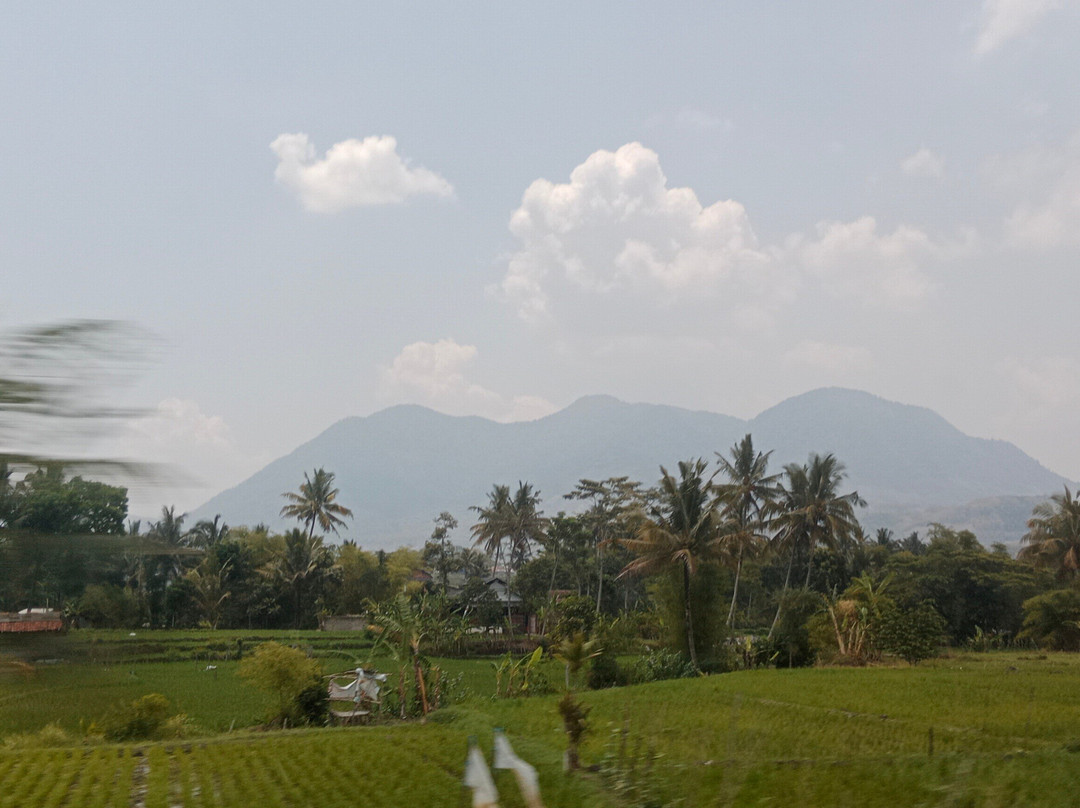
[270,133,453,212]
[500,142,774,321]
[103,399,271,519]
[789,216,959,305]
[901,148,945,178]
[974,0,1063,55]
[380,339,556,423]
[1000,134,1080,249]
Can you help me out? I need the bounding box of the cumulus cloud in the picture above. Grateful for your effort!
[501,142,773,321]
[974,0,1063,55]
[381,339,555,423]
[270,133,453,212]
[789,216,967,305]
[901,148,945,178]
[498,143,969,327]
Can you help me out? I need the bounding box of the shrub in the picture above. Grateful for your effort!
[238,641,324,724]
[296,680,330,725]
[1019,589,1080,651]
[2,723,77,749]
[761,590,818,668]
[98,693,175,741]
[550,595,597,643]
[877,601,946,664]
[632,648,696,683]
[587,652,624,689]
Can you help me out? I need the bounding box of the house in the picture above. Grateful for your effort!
[0,608,64,633]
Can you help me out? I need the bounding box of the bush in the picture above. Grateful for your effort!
[550,595,597,643]
[238,641,324,724]
[1019,589,1080,651]
[2,723,77,749]
[877,601,946,664]
[98,693,179,742]
[632,648,697,683]
[587,652,624,689]
[296,681,330,725]
[762,590,819,668]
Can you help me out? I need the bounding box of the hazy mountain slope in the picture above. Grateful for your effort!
[193,389,1072,549]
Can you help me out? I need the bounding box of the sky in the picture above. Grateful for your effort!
[2,2,1079,520]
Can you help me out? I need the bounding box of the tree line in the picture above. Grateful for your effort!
[2,437,1079,662]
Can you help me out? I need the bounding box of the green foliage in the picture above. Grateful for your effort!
[238,641,324,724]
[886,527,1048,643]
[557,691,591,770]
[491,645,550,698]
[762,589,819,667]
[587,652,624,689]
[7,469,128,535]
[1018,588,1080,651]
[76,583,141,628]
[631,648,697,682]
[549,594,597,642]
[876,601,946,664]
[96,693,189,742]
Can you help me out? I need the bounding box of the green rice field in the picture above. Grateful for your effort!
[2,634,1079,806]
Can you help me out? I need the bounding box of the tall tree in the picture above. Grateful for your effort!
[425,511,458,592]
[267,528,335,628]
[618,460,720,669]
[769,453,865,638]
[1019,486,1080,580]
[280,468,354,540]
[188,514,229,549]
[565,476,643,614]
[714,434,781,627]
[470,484,512,575]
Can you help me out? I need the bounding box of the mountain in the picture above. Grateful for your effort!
[192,388,1073,550]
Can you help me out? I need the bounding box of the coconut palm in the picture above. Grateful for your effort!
[1019,486,1080,580]
[470,482,547,575]
[268,528,334,628]
[769,453,865,638]
[280,468,354,540]
[470,484,512,575]
[187,514,229,549]
[618,459,720,669]
[714,434,781,627]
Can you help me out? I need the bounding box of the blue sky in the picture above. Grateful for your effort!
[3,2,1079,518]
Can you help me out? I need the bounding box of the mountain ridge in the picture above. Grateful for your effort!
[192,388,1073,549]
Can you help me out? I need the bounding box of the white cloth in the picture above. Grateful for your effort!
[492,730,543,808]
[464,744,499,808]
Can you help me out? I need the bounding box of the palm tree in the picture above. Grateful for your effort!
[1019,486,1080,580]
[268,528,334,628]
[618,459,720,669]
[714,435,780,627]
[470,482,547,630]
[187,514,229,549]
[280,468,354,540]
[504,482,549,572]
[470,484,512,575]
[769,453,865,638]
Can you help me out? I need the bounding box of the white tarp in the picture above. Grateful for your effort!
[493,729,543,808]
[464,742,499,808]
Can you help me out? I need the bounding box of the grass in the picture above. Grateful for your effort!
[3,633,1080,806]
